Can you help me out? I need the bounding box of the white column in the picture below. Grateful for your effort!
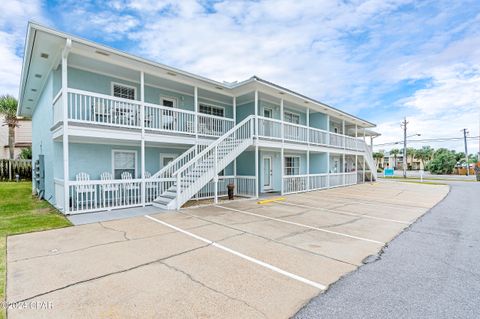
[233,96,237,183]
[355,124,358,184]
[342,120,346,149]
[306,108,310,146]
[254,90,259,137]
[342,120,346,185]
[255,144,259,198]
[280,99,284,142]
[363,129,366,183]
[140,71,145,206]
[194,86,198,140]
[281,147,284,195]
[62,39,71,214]
[326,151,330,188]
[326,115,330,146]
[214,146,218,204]
[307,150,310,190]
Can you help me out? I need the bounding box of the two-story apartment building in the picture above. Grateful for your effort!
[17,23,378,215]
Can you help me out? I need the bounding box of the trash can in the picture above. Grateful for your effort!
[227,183,235,200]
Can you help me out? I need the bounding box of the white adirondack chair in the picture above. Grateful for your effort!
[121,171,139,204]
[100,172,119,207]
[75,172,96,210]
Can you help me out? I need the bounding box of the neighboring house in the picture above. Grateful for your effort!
[17,23,378,215]
[0,116,32,159]
[377,150,424,170]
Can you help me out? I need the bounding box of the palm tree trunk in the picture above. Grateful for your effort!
[8,125,15,159]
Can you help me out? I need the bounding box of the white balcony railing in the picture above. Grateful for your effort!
[197,114,235,137]
[329,173,344,187]
[257,116,366,151]
[144,102,196,134]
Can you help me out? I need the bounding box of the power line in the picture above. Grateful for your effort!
[375,136,480,147]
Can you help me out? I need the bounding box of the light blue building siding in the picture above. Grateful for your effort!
[32,72,56,205]
[310,153,328,174]
[309,112,328,130]
[236,101,254,123]
[259,100,281,119]
[68,143,189,179]
[236,150,255,175]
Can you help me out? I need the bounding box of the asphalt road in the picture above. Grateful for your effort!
[295,181,480,319]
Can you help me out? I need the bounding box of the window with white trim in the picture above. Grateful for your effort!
[161,97,177,108]
[284,111,300,124]
[284,156,300,176]
[113,150,136,179]
[112,83,136,100]
[200,103,224,117]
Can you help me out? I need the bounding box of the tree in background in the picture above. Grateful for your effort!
[373,152,384,169]
[427,148,456,174]
[406,147,416,169]
[0,95,19,159]
[19,147,32,160]
[390,148,400,168]
[415,146,434,169]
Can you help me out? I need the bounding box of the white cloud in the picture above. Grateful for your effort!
[0,0,47,97]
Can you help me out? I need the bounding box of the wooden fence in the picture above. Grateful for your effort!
[0,159,32,181]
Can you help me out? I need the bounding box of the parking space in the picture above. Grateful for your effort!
[7,181,449,318]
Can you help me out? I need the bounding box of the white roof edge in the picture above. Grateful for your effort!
[19,22,376,128]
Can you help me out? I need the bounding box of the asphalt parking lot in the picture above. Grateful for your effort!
[7,181,449,318]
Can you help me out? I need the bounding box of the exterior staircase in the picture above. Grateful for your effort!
[153,115,255,210]
[362,142,377,181]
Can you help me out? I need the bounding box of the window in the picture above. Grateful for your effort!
[284,111,300,124]
[284,156,300,176]
[160,97,177,108]
[200,103,224,117]
[112,83,136,100]
[113,150,136,179]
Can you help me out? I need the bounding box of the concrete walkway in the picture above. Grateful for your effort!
[6,181,449,318]
[295,180,480,319]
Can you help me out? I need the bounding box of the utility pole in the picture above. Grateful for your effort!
[463,128,469,176]
[401,117,408,178]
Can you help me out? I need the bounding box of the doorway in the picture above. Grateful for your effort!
[263,156,273,191]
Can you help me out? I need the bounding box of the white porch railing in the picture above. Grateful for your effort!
[309,174,328,190]
[309,128,328,145]
[197,114,235,137]
[235,176,256,197]
[144,103,196,134]
[257,117,282,139]
[328,173,344,187]
[345,172,357,185]
[67,178,174,214]
[67,89,142,128]
[329,132,344,148]
[194,176,235,199]
[284,122,309,143]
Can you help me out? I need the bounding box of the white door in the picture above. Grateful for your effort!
[263,157,272,190]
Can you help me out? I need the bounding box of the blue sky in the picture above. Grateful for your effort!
[2,0,480,151]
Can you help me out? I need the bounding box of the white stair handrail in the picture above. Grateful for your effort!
[173,115,255,178]
[172,115,255,209]
[151,144,200,179]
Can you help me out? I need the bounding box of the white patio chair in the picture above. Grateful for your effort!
[75,172,96,210]
[100,172,119,208]
[121,171,140,204]
[92,102,112,124]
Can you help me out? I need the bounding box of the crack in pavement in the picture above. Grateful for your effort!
[160,260,268,318]
[99,222,131,240]
[10,244,211,305]
[274,228,317,241]
[9,223,212,263]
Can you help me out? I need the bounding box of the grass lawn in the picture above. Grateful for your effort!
[0,182,71,318]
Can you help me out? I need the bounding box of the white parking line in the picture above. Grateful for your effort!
[144,215,327,291]
[215,205,385,245]
[279,201,410,224]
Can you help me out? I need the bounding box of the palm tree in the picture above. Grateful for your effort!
[390,148,400,169]
[373,152,384,169]
[415,146,433,169]
[0,95,19,159]
[406,147,416,169]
